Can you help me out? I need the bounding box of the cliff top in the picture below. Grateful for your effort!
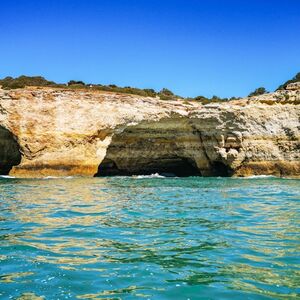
[0,84,299,109]
[1,72,299,105]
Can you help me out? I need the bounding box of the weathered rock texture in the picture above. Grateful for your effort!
[0,85,299,177]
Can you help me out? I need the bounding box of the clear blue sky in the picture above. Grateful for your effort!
[1,0,299,98]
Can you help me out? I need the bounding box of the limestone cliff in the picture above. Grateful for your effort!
[0,85,299,177]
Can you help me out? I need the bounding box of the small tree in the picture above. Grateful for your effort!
[68,80,85,86]
[248,87,267,97]
[194,95,208,101]
[158,88,175,100]
[160,88,174,96]
[143,89,157,97]
[211,95,222,101]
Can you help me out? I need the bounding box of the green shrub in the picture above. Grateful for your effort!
[277,72,300,90]
[0,75,57,89]
[3,81,25,89]
[211,95,224,102]
[159,94,174,100]
[143,89,157,97]
[193,95,229,104]
[160,88,174,96]
[248,87,267,97]
[68,80,85,86]
[158,88,176,100]
[194,95,209,102]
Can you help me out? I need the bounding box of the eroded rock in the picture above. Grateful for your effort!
[0,86,299,177]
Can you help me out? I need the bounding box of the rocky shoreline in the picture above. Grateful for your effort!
[0,84,299,178]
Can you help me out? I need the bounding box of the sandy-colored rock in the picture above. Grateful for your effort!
[286,82,300,90]
[0,86,299,177]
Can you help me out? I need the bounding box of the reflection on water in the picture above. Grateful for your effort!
[0,177,299,299]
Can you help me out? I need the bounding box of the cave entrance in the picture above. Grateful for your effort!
[95,158,124,176]
[94,120,203,177]
[211,161,233,177]
[0,126,22,175]
[95,156,201,177]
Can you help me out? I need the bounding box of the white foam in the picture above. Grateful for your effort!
[0,175,15,179]
[133,173,166,179]
[43,176,60,179]
[43,176,75,180]
[244,175,277,179]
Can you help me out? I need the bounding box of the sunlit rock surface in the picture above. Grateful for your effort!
[0,86,299,177]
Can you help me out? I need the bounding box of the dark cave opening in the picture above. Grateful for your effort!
[211,161,233,177]
[95,156,201,177]
[0,126,22,175]
[95,158,123,176]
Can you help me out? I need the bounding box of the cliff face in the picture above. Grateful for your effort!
[0,86,299,177]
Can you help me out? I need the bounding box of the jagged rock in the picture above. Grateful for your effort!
[0,86,299,177]
[286,82,300,90]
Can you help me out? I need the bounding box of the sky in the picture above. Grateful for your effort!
[0,0,300,98]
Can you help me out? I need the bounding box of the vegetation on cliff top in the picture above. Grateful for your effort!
[0,75,182,100]
[0,75,229,103]
[0,76,58,89]
[277,72,300,90]
[248,87,268,97]
[0,72,298,103]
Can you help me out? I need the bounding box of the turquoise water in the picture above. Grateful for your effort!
[0,176,299,300]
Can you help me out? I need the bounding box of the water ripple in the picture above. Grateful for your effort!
[0,177,299,299]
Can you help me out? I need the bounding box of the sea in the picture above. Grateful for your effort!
[0,175,299,299]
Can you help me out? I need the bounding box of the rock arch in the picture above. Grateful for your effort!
[95,120,202,177]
